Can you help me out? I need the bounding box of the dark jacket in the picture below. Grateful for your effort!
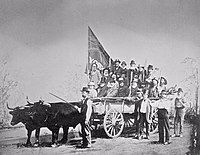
[112,66,122,78]
[149,87,159,99]
[117,85,129,97]
[126,69,138,86]
[80,98,91,122]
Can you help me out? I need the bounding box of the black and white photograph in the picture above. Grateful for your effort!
[0,0,200,154]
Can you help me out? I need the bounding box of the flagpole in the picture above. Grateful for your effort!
[87,26,91,77]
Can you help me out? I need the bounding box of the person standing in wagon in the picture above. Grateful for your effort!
[89,63,101,89]
[158,77,167,95]
[112,59,122,80]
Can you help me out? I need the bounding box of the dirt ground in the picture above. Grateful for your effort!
[0,123,192,155]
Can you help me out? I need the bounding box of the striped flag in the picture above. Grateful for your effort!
[86,26,113,74]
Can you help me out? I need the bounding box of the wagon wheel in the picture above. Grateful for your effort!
[103,109,124,138]
[149,109,158,134]
[124,116,135,133]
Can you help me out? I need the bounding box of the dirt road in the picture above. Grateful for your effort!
[0,123,192,155]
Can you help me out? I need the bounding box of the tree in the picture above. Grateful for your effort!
[0,55,17,127]
[181,57,200,113]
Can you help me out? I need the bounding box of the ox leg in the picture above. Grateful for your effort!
[51,127,59,146]
[34,128,40,147]
[26,130,32,147]
[59,126,69,144]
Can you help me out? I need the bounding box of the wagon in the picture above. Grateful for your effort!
[90,97,158,138]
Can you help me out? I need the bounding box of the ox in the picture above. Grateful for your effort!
[7,100,82,147]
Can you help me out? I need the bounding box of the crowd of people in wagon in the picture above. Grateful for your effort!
[88,59,168,99]
[84,59,186,146]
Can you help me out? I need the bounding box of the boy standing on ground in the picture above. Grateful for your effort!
[137,89,152,140]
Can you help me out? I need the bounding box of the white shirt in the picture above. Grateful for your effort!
[155,98,171,112]
[140,99,150,113]
[83,98,93,122]
[88,89,97,98]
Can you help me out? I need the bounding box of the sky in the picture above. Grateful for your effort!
[0,0,199,106]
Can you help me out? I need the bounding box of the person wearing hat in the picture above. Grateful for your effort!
[125,87,143,138]
[137,89,152,140]
[106,74,119,97]
[128,77,140,98]
[148,78,159,100]
[121,61,128,79]
[98,68,111,97]
[127,60,138,87]
[153,90,171,145]
[117,77,129,97]
[172,88,186,138]
[79,87,93,148]
[138,65,146,88]
[158,77,167,95]
[112,59,122,79]
[145,65,155,88]
[88,81,97,98]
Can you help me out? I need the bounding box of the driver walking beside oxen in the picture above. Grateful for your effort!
[79,87,93,148]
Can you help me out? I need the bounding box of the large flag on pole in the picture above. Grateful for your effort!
[86,26,113,74]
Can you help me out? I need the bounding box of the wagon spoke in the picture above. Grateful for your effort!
[115,113,121,119]
[115,118,123,122]
[107,125,113,133]
[113,127,116,136]
[116,124,121,129]
[106,118,112,122]
[112,112,116,118]
[113,112,117,119]
[106,123,112,128]
[126,120,131,127]
[110,126,114,135]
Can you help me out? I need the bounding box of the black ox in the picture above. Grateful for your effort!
[7,100,82,147]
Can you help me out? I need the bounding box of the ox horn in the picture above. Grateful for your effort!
[26,96,34,105]
[7,103,14,110]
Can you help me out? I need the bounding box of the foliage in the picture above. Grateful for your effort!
[181,57,200,110]
[0,55,17,128]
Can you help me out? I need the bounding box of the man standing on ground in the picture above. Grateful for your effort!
[79,87,93,148]
[172,88,186,138]
[155,90,171,145]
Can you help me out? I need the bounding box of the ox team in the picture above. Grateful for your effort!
[8,59,186,148]
[8,87,93,148]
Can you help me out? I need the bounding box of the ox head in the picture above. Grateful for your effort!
[7,103,32,126]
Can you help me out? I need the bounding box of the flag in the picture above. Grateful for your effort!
[86,26,113,74]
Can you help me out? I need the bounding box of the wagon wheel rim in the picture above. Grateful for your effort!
[149,111,158,134]
[142,111,158,134]
[103,109,124,138]
[149,116,158,133]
